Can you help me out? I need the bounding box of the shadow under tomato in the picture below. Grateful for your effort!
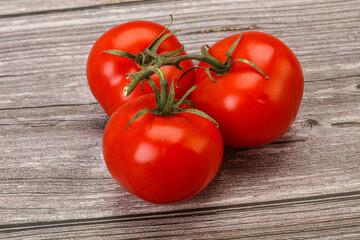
[186,131,308,204]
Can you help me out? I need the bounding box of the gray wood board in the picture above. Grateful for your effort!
[0,0,359,239]
[1,0,359,109]
[0,0,142,15]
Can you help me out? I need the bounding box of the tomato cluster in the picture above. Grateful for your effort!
[87,19,303,204]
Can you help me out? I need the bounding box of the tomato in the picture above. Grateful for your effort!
[87,20,195,116]
[103,94,223,204]
[191,32,304,148]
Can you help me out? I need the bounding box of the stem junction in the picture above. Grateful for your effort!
[125,68,218,130]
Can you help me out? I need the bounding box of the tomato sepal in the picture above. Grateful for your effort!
[126,68,219,130]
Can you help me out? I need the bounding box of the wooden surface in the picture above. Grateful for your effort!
[0,0,359,239]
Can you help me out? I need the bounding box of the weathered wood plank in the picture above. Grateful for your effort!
[0,0,142,16]
[0,0,359,109]
[1,192,359,239]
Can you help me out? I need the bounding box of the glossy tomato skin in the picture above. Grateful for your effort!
[191,32,304,148]
[87,21,195,116]
[103,94,223,204]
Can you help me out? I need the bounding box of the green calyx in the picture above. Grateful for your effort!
[103,16,269,99]
[125,67,218,130]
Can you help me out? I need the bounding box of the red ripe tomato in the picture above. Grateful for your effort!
[102,94,223,204]
[191,32,304,148]
[87,21,195,116]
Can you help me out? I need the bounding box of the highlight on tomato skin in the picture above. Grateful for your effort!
[86,20,195,116]
[102,94,224,204]
[191,31,304,148]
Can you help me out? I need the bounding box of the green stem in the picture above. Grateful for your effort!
[123,52,228,97]
[163,78,176,115]
[166,54,227,70]
[124,69,155,97]
[113,22,268,97]
[150,67,168,111]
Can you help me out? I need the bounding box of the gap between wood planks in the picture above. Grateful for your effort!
[0,102,98,112]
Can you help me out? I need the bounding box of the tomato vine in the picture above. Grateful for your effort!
[103,15,269,98]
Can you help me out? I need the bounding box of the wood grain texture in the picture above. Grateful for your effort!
[0,0,142,16]
[1,192,359,239]
[1,0,359,108]
[0,0,359,239]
